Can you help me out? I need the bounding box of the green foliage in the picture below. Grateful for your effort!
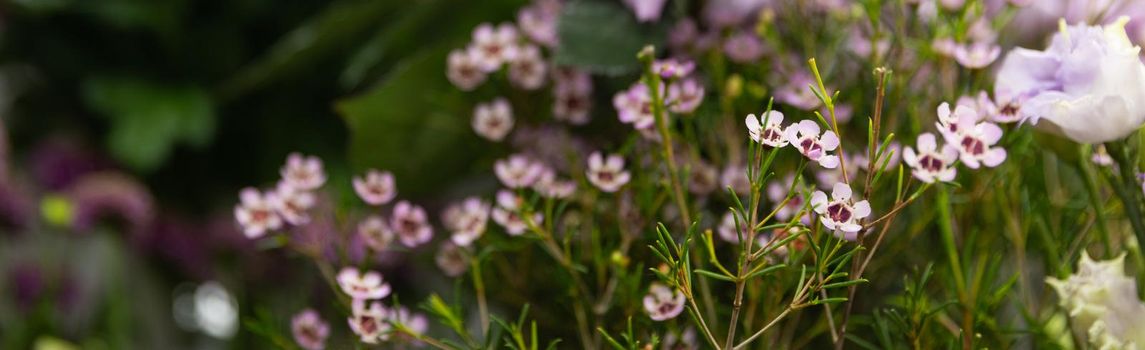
[555,0,668,76]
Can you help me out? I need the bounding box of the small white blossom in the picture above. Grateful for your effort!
[447,49,486,90]
[784,120,841,168]
[667,78,704,114]
[469,23,520,72]
[494,154,544,188]
[337,267,392,301]
[1047,252,1145,348]
[903,133,959,183]
[509,44,547,90]
[435,242,469,277]
[235,187,282,238]
[443,197,491,246]
[391,201,433,247]
[491,190,542,235]
[352,169,397,206]
[271,182,315,226]
[953,41,1001,69]
[348,300,390,344]
[358,216,394,252]
[810,182,871,240]
[940,110,1007,169]
[745,111,789,148]
[291,309,329,350]
[644,283,686,321]
[280,153,326,191]
[586,152,632,193]
[534,168,577,199]
[473,98,515,142]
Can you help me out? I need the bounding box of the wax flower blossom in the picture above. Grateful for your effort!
[291,309,329,350]
[494,154,543,188]
[491,190,542,235]
[644,282,686,321]
[953,41,1002,69]
[553,69,593,125]
[357,216,394,252]
[280,153,326,191]
[903,133,959,183]
[435,242,469,277]
[785,120,841,168]
[442,197,491,246]
[352,169,397,206]
[508,44,547,90]
[517,0,560,47]
[613,83,657,130]
[337,267,392,301]
[270,182,315,226]
[995,17,1145,143]
[533,168,576,199]
[653,58,695,79]
[586,152,632,193]
[745,111,790,148]
[810,182,871,240]
[390,201,433,247]
[446,49,486,90]
[469,23,519,72]
[623,0,667,23]
[1047,252,1145,348]
[939,107,1007,169]
[667,78,704,114]
[724,31,765,64]
[348,300,390,344]
[473,98,515,142]
[935,102,979,136]
[234,187,282,238]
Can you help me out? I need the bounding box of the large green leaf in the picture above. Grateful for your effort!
[83,77,215,172]
[554,0,668,76]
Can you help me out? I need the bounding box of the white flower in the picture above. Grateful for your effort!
[953,41,1001,69]
[995,17,1145,143]
[469,23,519,72]
[235,187,282,238]
[435,242,469,277]
[517,0,560,47]
[784,120,841,168]
[348,300,390,344]
[270,182,316,226]
[614,83,657,130]
[473,98,515,142]
[935,102,981,136]
[534,168,577,199]
[903,133,959,183]
[291,309,329,350]
[494,154,543,188]
[940,110,1007,169]
[508,44,547,90]
[443,197,490,246]
[447,49,486,91]
[280,153,326,190]
[745,111,789,148]
[644,283,686,321]
[667,79,704,114]
[810,182,871,240]
[352,169,396,206]
[491,190,542,235]
[1047,252,1145,348]
[586,152,632,193]
[357,216,394,252]
[391,201,433,247]
[553,72,593,125]
[337,267,392,300]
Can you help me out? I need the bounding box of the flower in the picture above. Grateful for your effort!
[1046,252,1145,348]
[234,187,282,238]
[668,19,698,52]
[494,154,544,188]
[624,0,667,23]
[517,0,560,47]
[280,153,326,191]
[509,44,547,90]
[352,169,397,206]
[553,69,593,125]
[785,120,841,168]
[767,175,810,224]
[337,267,392,300]
[932,37,958,57]
[391,201,433,247]
[667,79,704,114]
[469,23,519,72]
[745,111,789,148]
[614,83,657,129]
[653,59,695,79]
[491,190,542,235]
[724,31,765,63]
[270,182,315,226]
[586,152,632,192]
[447,49,486,90]
[291,309,329,350]
[995,17,1145,143]
[357,216,394,252]
[1093,145,1114,167]
[775,71,823,110]
[442,197,490,246]
[810,182,871,239]
[389,306,430,337]
[903,133,959,183]
[348,300,390,344]
[473,98,515,142]
[435,242,469,277]
[534,168,577,199]
[935,102,981,136]
[939,110,1007,169]
[644,283,686,321]
[953,42,1002,69]
[957,91,1008,123]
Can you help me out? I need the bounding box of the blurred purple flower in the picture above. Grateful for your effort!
[67,172,154,235]
[724,31,765,64]
[624,0,668,23]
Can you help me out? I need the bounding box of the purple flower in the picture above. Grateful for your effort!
[653,58,696,79]
[667,78,704,114]
[953,42,1002,69]
[69,172,154,234]
[494,154,543,188]
[469,23,520,72]
[442,197,490,246]
[745,111,789,148]
[292,309,330,350]
[491,190,542,235]
[724,31,765,64]
[391,201,433,247]
[357,215,394,252]
[518,0,561,47]
[348,300,390,344]
[614,83,658,130]
[435,242,469,277]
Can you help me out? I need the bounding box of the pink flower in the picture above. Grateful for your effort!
[939,110,1007,169]
[653,58,696,79]
[644,283,686,321]
[614,83,657,129]
[745,111,789,147]
[280,153,326,191]
[391,201,433,247]
[447,49,486,90]
[443,197,490,246]
[624,0,667,23]
[667,79,704,114]
[785,120,841,168]
[587,152,632,193]
[470,23,519,71]
[348,300,390,344]
[491,190,542,235]
[509,44,547,90]
[953,42,1001,69]
[668,19,699,51]
[810,182,871,240]
[389,306,429,336]
[352,169,397,206]
[721,163,750,196]
[935,102,981,138]
[234,187,282,238]
[473,98,515,142]
[517,0,560,47]
[271,182,316,226]
[534,168,577,199]
[553,68,594,125]
[337,267,392,300]
[956,91,1005,123]
[494,154,544,188]
[724,31,764,63]
[903,133,959,183]
[435,242,469,277]
[775,72,823,110]
[357,216,394,252]
[292,309,329,350]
